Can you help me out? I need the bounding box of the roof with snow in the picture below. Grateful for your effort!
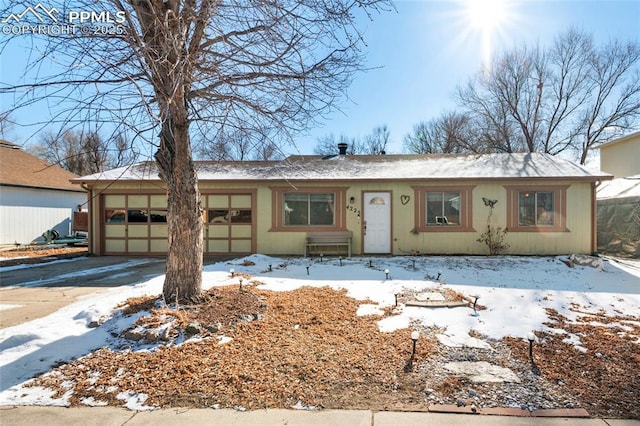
[596,175,640,200]
[72,153,612,183]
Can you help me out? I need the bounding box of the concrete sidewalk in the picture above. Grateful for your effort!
[0,407,638,426]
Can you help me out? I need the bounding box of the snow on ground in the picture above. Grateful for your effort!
[0,254,638,409]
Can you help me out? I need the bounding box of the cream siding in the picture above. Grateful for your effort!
[85,178,595,256]
[600,135,640,179]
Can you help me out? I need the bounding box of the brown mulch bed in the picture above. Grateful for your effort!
[25,283,639,418]
[0,246,88,266]
[32,286,433,411]
[504,309,640,419]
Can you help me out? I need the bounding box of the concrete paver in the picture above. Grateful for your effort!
[1,407,638,426]
[374,411,611,426]
[129,408,371,426]
[0,406,135,426]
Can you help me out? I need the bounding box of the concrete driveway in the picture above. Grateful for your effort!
[0,256,167,329]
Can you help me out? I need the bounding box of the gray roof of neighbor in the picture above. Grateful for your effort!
[73,152,612,183]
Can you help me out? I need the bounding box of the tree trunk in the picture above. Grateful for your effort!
[156,117,203,304]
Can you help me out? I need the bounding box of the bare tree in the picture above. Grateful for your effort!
[457,28,640,162]
[363,125,390,154]
[313,133,364,156]
[313,125,390,156]
[1,0,390,303]
[30,129,135,175]
[404,112,477,154]
[0,112,16,141]
[575,38,640,164]
[195,126,284,161]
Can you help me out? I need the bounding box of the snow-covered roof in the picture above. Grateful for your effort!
[73,153,611,183]
[596,175,640,200]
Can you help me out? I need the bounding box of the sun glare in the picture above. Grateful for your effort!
[466,0,508,32]
[460,0,514,71]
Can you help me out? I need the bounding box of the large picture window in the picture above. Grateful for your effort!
[270,187,347,231]
[412,185,475,232]
[504,185,568,232]
[284,193,335,226]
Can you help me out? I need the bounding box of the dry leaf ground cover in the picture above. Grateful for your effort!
[0,246,87,266]
[504,309,640,418]
[31,286,433,411]
[27,283,640,418]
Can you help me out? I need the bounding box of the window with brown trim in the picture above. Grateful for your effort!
[270,187,346,231]
[284,193,335,226]
[504,185,569,232]
[412,185,475,232]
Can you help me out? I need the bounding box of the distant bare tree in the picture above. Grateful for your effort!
[1,0,391,303]
[457,28,640,163]
[575,38,640,164]
[404,112,476,154]
[313,125,390,156]
[30,130,135,175]
[195,126,284,161]
[363,125,390,154]
[313,133,364,156]
[0,112,16,141]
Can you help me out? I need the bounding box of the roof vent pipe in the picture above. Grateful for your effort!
[338,143,348,155]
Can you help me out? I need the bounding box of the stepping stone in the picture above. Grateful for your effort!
[416,292,445,302]
[444,361,521,383]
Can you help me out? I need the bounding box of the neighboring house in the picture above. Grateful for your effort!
[595,132,640,258]
[0,140,86,245]
[596,175,640,258]
[73,152,610,257]
[597,131,640,179]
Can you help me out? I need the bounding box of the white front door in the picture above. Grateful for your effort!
[363,192,391,254]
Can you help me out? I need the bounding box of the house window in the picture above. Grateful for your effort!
[270,187,347,231]
[504,185,568,232]
[518,192,554,226]
[412,185,475,232]
[284,193,335,226]
[426,192,461,226]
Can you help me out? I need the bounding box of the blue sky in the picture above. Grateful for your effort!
[295,0,640,154]
[1,0,639,156]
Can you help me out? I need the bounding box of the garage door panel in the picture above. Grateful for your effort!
[150,240,168,252]
[150,225,167,238]
[231,239,251,253]
[128,226,148,238]
[128,240,148,252]
[231,225,251,238]
[209,240,229,253]
[105,226,126,238]
[210,226,229,238]
[105,240,126,252]
[150,195,167,208]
